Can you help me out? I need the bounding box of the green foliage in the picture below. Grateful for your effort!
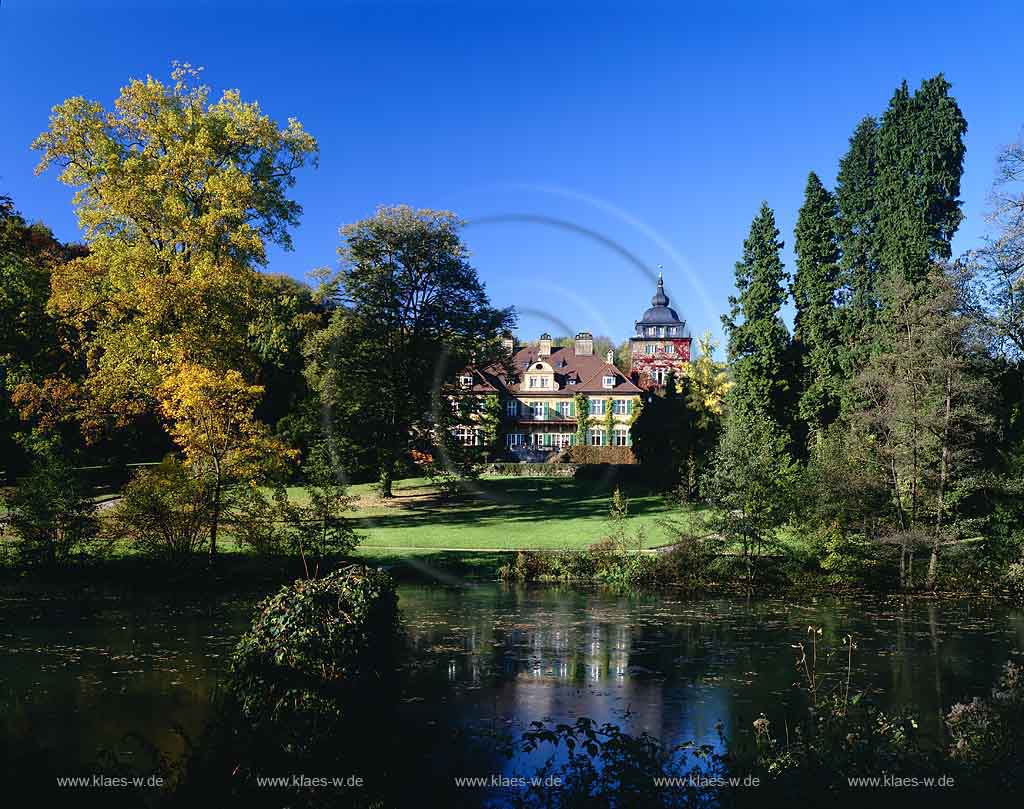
[703,412,800,589]
[560,444,637,465]
[630,388,695,489]
[511,717,726,809]
[479,392,503,454]
[112,457,215,561]
[573,392,590,446]
[792,172,843,436]
[227,565,400,742]
[0,195,81,478]
[836,115,881,384]
[875,75,966,292]
[723,202,794,439]
[231,443,359,567]
[3,453,99,566]
[305,205,514,497]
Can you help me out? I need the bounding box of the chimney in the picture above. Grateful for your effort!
[606,350,614,364]
[501,332,515,354]
[574,331,593,356]
[538,332,552,357]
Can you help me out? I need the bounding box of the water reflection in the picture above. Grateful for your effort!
[0,582,1021,778]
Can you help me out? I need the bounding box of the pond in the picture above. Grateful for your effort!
[2,582,1022,799]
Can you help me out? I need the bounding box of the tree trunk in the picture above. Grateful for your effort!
[379,466,393,499]
[210,466,221,563]
[926,372,953,591]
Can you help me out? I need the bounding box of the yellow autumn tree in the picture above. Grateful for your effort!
[678,331,733,419]
[157,364,296,560]
[31,63,318,430]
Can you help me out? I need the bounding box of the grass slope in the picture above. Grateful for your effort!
[314,475,705,552]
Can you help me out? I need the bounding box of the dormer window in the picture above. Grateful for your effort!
[459,375,473,388]
[602,375,615,389]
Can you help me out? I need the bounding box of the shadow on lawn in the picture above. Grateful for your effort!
[353,477,670,534]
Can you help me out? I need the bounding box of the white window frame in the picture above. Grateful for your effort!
[453,426,478,446]
[506,432,524,447]
[589,398,605,415]
[459,374,473,388]
[506,399,518,417]
[665,343,675,354]
[532,401,545,420]
[645,343,655,355]
[613,428,628,446]
[589,428,604,446]
[613,399,627,416]
[557,401,571,418]
[602,375,615,389]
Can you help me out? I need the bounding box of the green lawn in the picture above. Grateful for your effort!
[311,475,709,551]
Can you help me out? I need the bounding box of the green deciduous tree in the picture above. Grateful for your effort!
[3,453,99,566]
[0,195,84,474]
[723,202,793,438]
[792,172,843,437]
[305,206,514,496]
[703,412,800,590]
[852,268,992,589]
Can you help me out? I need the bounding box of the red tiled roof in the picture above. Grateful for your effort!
[467,345,641,396]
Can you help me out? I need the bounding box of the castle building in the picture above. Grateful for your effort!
[457,331,641,454]
[628,273,691,390]
[453,272,689,455]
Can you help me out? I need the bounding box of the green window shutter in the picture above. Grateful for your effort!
[569,400,574,417]
[627,399,633,414]
[627,428,633,446]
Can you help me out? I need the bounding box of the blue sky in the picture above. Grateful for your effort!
[2,1,1022,351]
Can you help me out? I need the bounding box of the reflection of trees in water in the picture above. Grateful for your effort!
[399,586,1023,746]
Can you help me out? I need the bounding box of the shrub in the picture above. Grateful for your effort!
[484,462,577,477]
[112,457,214,560]
[560,445,636,465]
[3,454,99,566]
[946,661,1024,780]
[227,565,401,747]
[651,531,714,588]
[511,717,726,809]
[230,443,360,569]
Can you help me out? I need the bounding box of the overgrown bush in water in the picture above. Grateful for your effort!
[111,457,214,560]
[3,454,99,566]
[226,565,401,743]
[171,566,401,809]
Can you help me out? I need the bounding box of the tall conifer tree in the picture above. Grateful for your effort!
[792,173,842,435]
[875,75,966,292]
[836,116,880,378]
[723,203,793,437]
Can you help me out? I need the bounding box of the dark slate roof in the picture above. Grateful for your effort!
[635,274,685,332]
[467,345,641,396]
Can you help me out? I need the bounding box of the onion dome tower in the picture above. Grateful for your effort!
[628,271,691,390]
